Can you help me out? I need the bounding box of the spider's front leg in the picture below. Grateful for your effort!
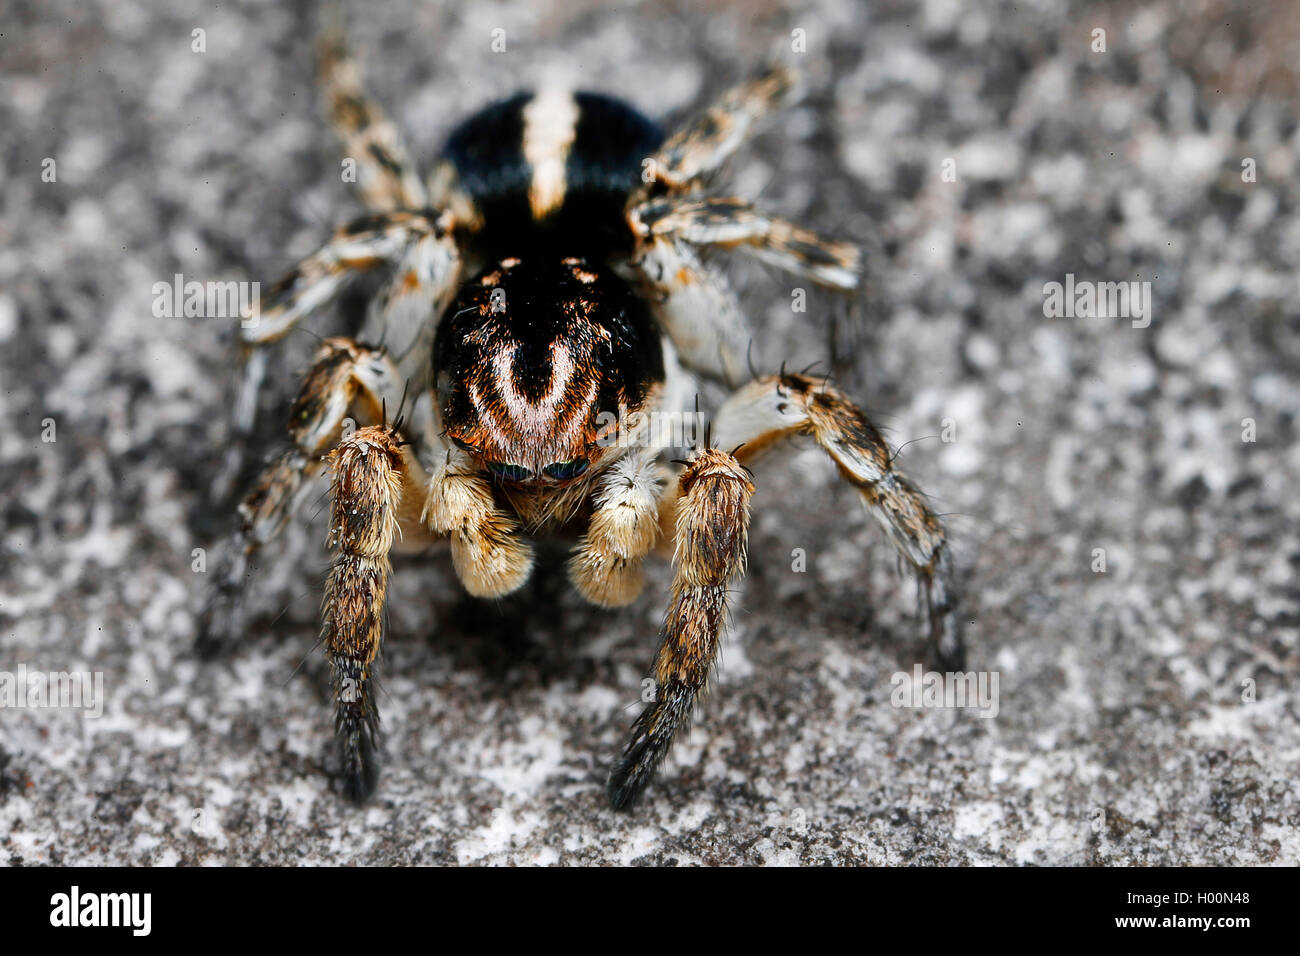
[200,334,435,799]
[715,373,963,668]
[321,422,429,801]
[607,448,754,810]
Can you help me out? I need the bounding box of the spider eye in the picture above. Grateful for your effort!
[485,461,533,482]
[543,458,589,481]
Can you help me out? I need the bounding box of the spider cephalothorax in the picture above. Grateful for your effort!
[433,255,663,498]
[200,32,963,810]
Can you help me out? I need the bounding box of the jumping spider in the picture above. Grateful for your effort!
[200,35,963,809]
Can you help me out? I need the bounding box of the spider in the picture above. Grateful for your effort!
[199,34,963,810]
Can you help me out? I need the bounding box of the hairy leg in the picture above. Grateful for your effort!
[317,33,428,212]
[204,334,436,799]
[198,338,407,658]
[629,195,862,291]
[640,65,800,192]
[607,447,754,809]
[356,226,462,385]
[628,234,751,383]
[713,372,963,667]
[229,30,441,439]
[243,210,449,349]
[625,66,860,386]
[321,423,430,801]
[234,209,449,435]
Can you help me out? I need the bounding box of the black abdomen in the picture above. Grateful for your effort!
[442,90,663,258]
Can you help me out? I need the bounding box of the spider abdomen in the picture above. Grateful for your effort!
[441,89,663,258]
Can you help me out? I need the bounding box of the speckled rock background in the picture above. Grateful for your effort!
[2,0,1298,865]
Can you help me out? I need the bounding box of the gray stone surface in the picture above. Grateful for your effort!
[1,0,1298,865]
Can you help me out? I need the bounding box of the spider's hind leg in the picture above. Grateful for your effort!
[640,65,800,193]
[218,24,449,469]
[317,32,428,212]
